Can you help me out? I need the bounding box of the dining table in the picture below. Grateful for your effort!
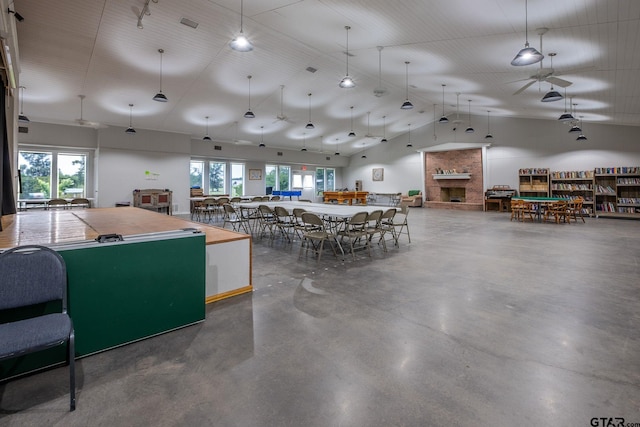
[511,196,563,222]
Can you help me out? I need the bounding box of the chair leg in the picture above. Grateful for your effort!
[69,330,76,411]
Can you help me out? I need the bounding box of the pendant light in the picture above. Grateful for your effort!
[301,133,307,152]
[305,93,314,129]
[511,0,544,66]
[373,46,386,97]
[558,90,574,122]
[400,61,414,110]
[432,104,438,141]
[348,106,356,137]
[438,84,448,123]
[360,142,367,159]
[465,100,474,133]
[576,118,587,141]
[381,115,387,143]
[229,0,253,52]
[485,110,493,139]
[125,103,136,134]
[406,124,413,147]
[568,104,582,133]
[203,116,212,141]
[259,126,265,147]
[152,48,168,102]
[244,75,255,118]
[18,86,29,123]
[338,26,355,88]
[541,53,563,102]
[334,138,340,156]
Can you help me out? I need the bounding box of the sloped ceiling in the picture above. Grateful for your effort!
[13,0,640,155]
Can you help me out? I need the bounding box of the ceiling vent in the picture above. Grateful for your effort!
[306,66,317,73]
[18,126,28,133]
[180,17,198,29]
[214,145,222,150]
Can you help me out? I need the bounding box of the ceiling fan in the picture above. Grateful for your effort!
[510,28,591,95]
[273,85,294,124]
[74,95,105,128]
[364,112,383,139]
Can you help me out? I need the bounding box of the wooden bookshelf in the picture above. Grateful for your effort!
[550,170,595,216]
[594,167,640,219]
[518,168,549,197]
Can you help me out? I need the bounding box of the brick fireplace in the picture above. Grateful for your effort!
[424,148,484,211]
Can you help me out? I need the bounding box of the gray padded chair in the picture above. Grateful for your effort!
[0,245,76,411]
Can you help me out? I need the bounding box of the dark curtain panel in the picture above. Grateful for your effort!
[1,83,18,230]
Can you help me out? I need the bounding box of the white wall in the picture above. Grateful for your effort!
[346,115,640,197]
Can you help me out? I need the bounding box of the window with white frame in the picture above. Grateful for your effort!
[315,167,335,196]
[18,149,89,199]
[265,164,291,191]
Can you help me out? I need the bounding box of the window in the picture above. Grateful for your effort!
[209,161,226,195]
[265,165,277,193]
[18,150,90,199]
[279,166,291,191]
[190,160,204,188]
[230,163,244,197]
[19,151,52,199]
[315,167,335,196]
[57,153,87,198]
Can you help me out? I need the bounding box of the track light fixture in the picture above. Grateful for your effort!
[305,93,315,129]
[511,0,544,66]
[125,104,136,134]
[7,9,24,22]
[136,0,157,29]
[439,84,449,123]
[244,75,255,118]
[401,61,414,110]
[203,116,212,141]
[381,115,388,143]
[339,26,355,88]
[348,106,356,137]
[485,110,493,139]
[229,0,253,52]
[18,86,29,123]
[465,100,474,133]
[152,48,168,102]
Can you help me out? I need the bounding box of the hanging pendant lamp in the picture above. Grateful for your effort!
[229,0,253,52]
[301,133,307,152]
[485,110,494,139]
[511,0,544,66]
[438,84,449,123]
[334,138,340,156]
[568,104,582,133]
[373,46,386,97]
[305,93,315,129]
[338,26,355,88]
[203,116,212,141]
[406,124,413,147]
[576,118,587,141]
[361,142,367,159]
[259,126,265,147]
[152,48,168,102]
[18,86,30,123]
[400,61,414,110]
[381,115,388,143]
[541,53,563,102]
[465,100,475,133]
[348,106,356,137]
[558,90,574,122]
[244,75,255,118]
[125,104,136,134]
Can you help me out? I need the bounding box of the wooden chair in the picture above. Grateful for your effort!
[544,201,569,223]
[567,197,586,223]
[510,199,523,221]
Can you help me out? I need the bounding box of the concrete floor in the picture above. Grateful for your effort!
[1,208,639,426]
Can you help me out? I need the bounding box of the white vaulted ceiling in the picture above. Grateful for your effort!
[12,0,640,155]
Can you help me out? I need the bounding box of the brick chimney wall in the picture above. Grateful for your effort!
[425,149,483,204]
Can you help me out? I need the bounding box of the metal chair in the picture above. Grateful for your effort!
[391,202,411,245]
[222,203,250,233]
[337,211,369,259]
[298,212,338,262]
[47,198,69,210]
[69,197,90,209]
[273,205,295,242]
[0,245,76,411]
